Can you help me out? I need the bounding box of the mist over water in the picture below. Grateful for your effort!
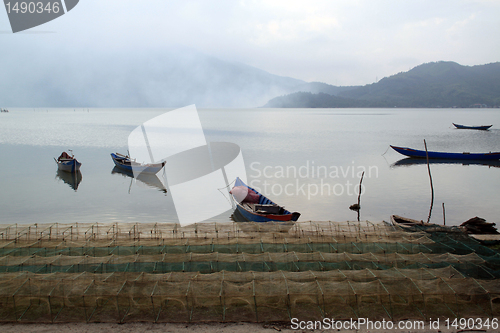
[0,47,304,108]
[0,108,499,226]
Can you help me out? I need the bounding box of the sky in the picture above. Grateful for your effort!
[1,0,499,88]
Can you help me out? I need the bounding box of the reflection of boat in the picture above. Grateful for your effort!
[453,123,492,130]
[392,157,500,168]
[390,145,500,160]
[230,177,300,222]
[111,166,167,194]
[56,169,82,191]
[54,151,81,172]
[390,215,464,233]
[111,153,165,174]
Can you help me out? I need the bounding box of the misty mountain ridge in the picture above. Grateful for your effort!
[0,46,308,108]
[2,49,499,108]
[265,61,500,108]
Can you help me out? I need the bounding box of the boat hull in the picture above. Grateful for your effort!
[390,215,464,233]
[453,123,492,130]
[111,153,165,174]
[57,159,81,173]
[390,145,500,160]
[232,178,300,223]
[235,203,297,222]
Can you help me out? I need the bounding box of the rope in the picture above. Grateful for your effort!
[381,145,391,156]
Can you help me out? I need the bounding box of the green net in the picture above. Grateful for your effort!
[0,221,498,323]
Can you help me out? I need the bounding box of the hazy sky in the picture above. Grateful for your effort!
[1,0,499,86]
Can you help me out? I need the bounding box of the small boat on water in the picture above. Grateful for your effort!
[110,152,165,174]
[453,123,492,130]
[54,151,81,173]
[390,145,500,160]
[0,108,9,113]
[230,177,300,222]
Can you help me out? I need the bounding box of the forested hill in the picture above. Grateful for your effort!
[264,61,500,108]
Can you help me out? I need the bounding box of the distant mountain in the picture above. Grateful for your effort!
[0,46,307,108]
[265,61,500,108]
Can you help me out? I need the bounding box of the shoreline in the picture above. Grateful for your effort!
[2,321,499,333]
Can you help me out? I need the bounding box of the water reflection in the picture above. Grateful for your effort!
[111,166,168,194]
[391,158,500,168]
[56,170,82,191]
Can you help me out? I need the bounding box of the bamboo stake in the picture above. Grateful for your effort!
[442,203,446,226]
[424,140,434,223]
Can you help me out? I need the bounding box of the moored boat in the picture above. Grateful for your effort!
[390,215,464,233]
[54,151,81,173]
[230,177,300,222]
[390,145,500,160]
[111,152,165,174]
[453,123,492,130]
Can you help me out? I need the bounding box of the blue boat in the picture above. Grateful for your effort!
[111,153,165,174]
[54,151,81,173]
[453,123,492,130]
[231,177,300,222]
[390,145,500,160]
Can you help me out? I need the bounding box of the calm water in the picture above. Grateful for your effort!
[1,108,499,226]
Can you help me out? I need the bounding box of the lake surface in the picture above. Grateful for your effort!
[1,108,499,226]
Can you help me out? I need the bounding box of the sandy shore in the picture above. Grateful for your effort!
[1,321,498,333]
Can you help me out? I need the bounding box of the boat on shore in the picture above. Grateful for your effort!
[54,151,81,173]
[390,145,500,160]
[390,215,464,233]
[453,123,492,130]
[111,152,165,174]
[230,177,300,222]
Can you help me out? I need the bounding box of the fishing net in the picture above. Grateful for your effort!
[0,221,498,323]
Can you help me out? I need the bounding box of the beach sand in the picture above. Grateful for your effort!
[1,321,498,333]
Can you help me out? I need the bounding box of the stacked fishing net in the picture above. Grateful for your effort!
[0,221,498,323]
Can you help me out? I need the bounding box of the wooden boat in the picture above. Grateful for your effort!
[390,145,500,160]
[390,215,464,233]
[111,153,165,174]
[453,123,492,130]
[54,151,81,173]
[230,177,300,222]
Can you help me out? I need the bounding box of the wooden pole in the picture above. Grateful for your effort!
[357,171,365,208]
[442,203,446,225]
[356,171,365,222]
[424,140,434,223]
